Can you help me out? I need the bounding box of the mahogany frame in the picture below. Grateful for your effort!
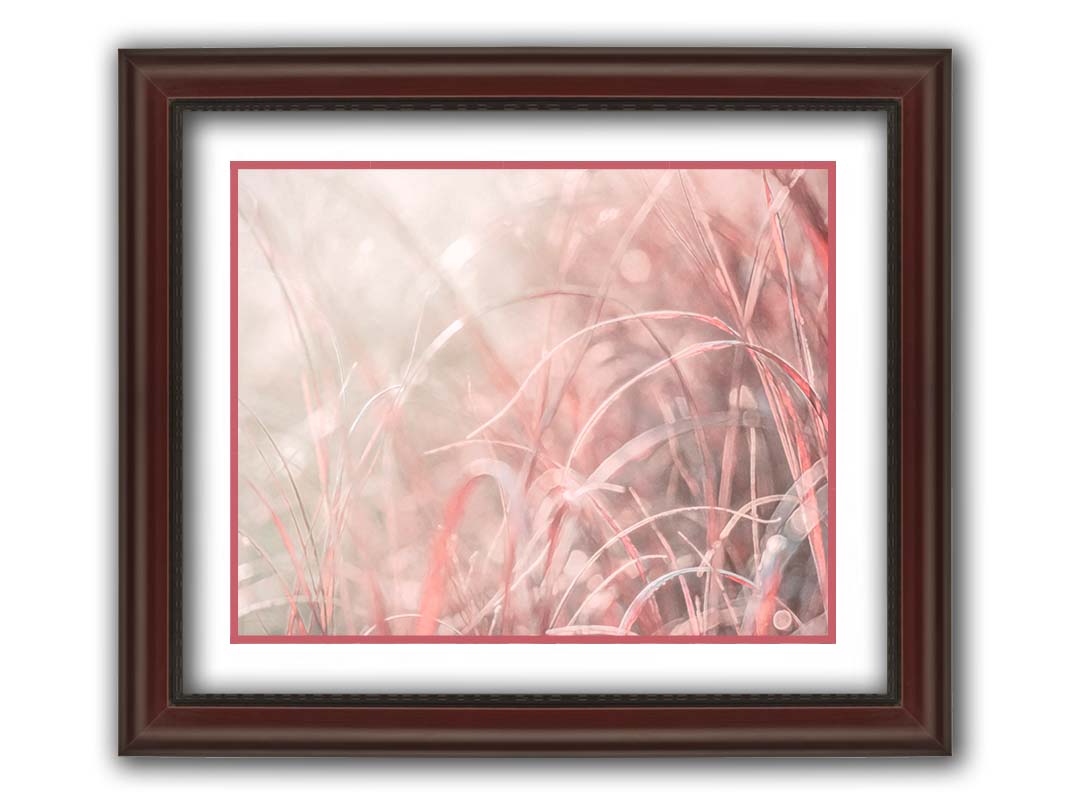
[118,47,951,756]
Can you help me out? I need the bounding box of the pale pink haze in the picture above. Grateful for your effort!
[233,163,834,641]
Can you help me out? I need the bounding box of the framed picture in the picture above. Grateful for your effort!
[118,47,951,756]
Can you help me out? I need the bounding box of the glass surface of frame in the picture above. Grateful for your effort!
[181,109,888,696]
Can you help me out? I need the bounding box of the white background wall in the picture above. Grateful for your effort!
[1,1,1060,795]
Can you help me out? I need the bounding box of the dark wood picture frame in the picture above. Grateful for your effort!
[118,47,951,756]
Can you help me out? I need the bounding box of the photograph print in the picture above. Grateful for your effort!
[232,162,835,642]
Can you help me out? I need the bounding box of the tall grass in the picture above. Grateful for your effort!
[235,165,831,638]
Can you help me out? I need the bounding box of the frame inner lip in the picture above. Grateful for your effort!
[168,98,901,706]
